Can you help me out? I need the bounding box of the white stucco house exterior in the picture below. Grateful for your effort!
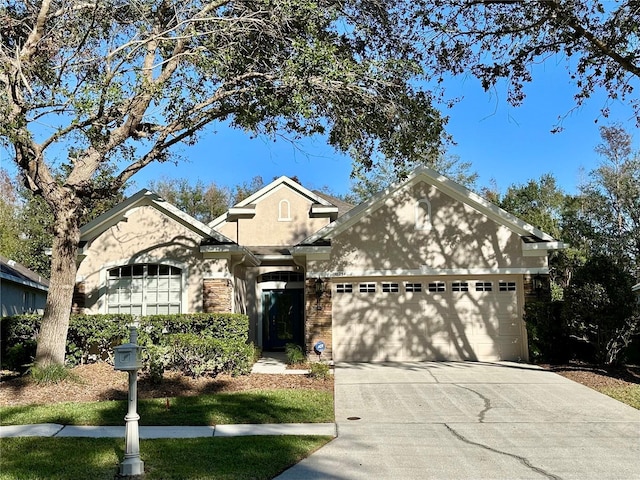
[75,167,565,362]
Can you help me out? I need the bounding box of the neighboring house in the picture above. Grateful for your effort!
[633,283,640,304]
[1,256,49,317]
[75,167,565,362]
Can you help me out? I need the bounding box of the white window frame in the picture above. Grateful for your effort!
[452,281,469,292]
[405,282,423,293]
[359,283,376,293]
[336,283,353,293]
[278,199,291,221]
[475,281,493,292]
[415,199,432,231]
[382,282,399,293]
[499,281,517,292]
[105,263,184,315]
[428,282,446,293]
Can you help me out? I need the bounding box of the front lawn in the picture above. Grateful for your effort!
[0,389,334,426]
[0,436,332,480]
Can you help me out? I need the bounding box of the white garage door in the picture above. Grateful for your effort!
[331,276,526,362]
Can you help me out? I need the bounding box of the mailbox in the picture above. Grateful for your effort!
[114,327,144,371]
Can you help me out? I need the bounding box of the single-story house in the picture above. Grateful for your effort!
[75,167,565,362]
[1,256,50,317]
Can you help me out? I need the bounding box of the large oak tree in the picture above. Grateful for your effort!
[1,0,447,366]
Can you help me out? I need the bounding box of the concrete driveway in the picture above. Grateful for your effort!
[276,362,640,479]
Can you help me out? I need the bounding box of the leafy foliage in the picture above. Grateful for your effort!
[416,1,640,127]
[148,177,232,224]
[169,334,253,378]
[28,364,78,385]
[524,300,570,363]
[308,362,331,380]
[563,256,639,365]
[285,343,306,365]
[573,124,640,275]
[1,0,448,366]
[346,153,477,203]
[0,313,253,377]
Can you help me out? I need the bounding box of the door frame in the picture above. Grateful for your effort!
[261,288,304,350]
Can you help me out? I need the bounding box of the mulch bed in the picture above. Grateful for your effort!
[542,362,640,389]
[2,361,637,408]
[0,362,333,407]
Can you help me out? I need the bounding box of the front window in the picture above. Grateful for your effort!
[107,264,182,315]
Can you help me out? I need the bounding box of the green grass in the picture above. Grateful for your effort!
[0,389,333,426]
[0,436,332,480]
[598,384,640,409]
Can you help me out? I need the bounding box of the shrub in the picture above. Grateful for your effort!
[524,300,570,363]
[169,334,253,378]
[308,362,330,380]
[563,255,639,365]
[1,313,253,377]
[285,343,306,365]
[29,364,78,385]
[0,315,40,371]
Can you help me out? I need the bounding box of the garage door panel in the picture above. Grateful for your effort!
[499,321,522,336]
[332,277,525,362]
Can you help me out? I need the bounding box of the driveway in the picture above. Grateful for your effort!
[276,362,640,479]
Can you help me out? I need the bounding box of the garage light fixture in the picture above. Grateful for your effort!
[533,274,544,297]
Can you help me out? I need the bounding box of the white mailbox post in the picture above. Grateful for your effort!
[114,326,144,476]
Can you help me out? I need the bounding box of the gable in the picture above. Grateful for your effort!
[301,167,563,248]
[296,167,564,274]
[212,177,339,247]
[80,189,233,245]
[318,180,544,272]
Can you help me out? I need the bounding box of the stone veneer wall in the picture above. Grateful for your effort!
[304,278,332,361]
[203,278,233,313]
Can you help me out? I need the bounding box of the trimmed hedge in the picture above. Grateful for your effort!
[0,313,252,378]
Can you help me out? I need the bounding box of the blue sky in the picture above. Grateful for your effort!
[1,58,637,199]
[127,59,637,198]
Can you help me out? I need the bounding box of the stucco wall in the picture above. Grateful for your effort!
[311,181,546,274]
[77,205,230,313]
[220,187,330,247]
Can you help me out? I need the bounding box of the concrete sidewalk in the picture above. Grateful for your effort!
[0,422,336,438]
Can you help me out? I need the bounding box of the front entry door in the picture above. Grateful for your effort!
[262,289,303,350]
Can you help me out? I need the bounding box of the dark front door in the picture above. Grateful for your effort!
[262,289,304,350]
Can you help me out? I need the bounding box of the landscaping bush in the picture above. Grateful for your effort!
[308,362,330,379]
[524,300,570,363]
[169,333,252,377]
[0,314,40,371]
[1,313,253,377]
[285,343,306,365]
[562,255,639,365]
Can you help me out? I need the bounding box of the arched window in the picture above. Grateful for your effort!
[107,264,182,315]
[415,199,431,231]
[278,199,291,221]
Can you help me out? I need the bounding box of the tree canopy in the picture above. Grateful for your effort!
[0,0,448,366]
[417,0,640,127]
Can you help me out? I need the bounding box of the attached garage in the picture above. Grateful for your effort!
[331,276,526,362]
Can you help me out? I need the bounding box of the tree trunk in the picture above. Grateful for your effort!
[34,201,81,367]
